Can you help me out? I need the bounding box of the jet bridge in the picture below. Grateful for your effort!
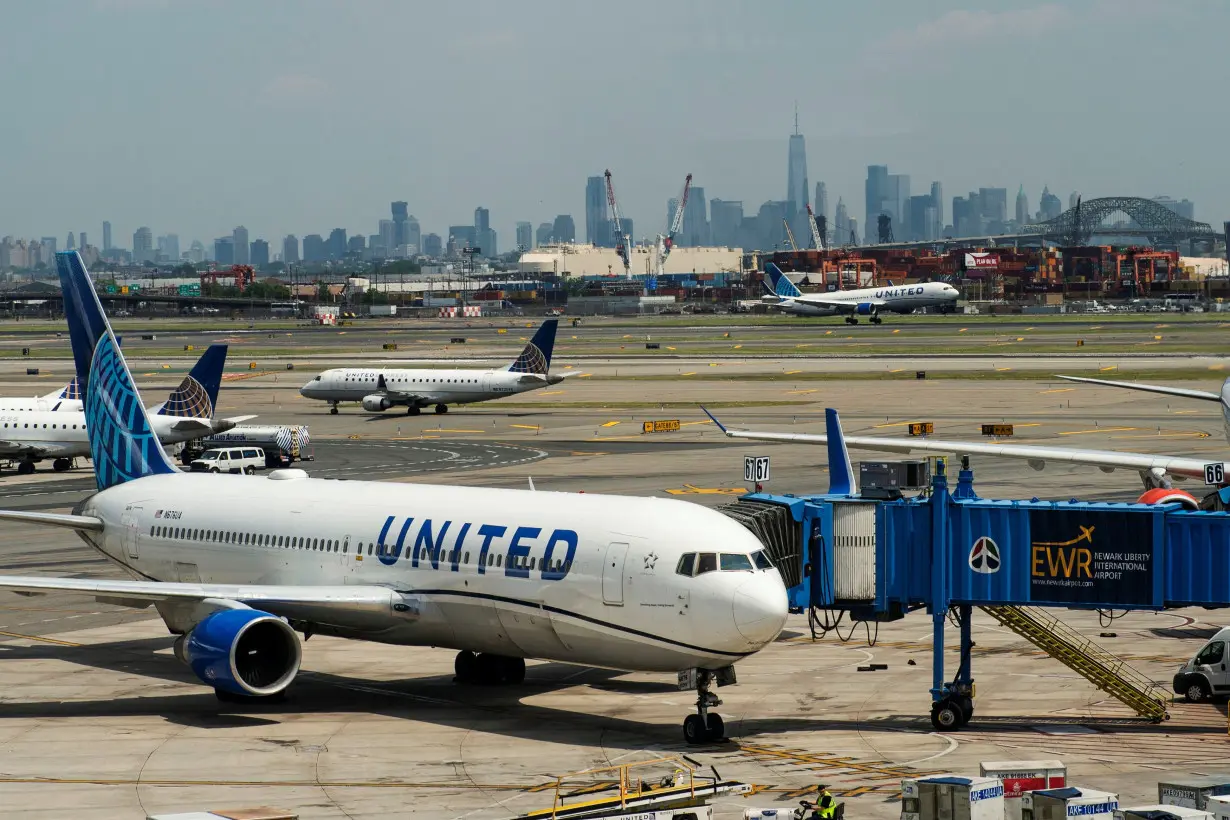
[725,409,1230,730]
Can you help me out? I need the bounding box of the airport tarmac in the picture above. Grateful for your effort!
[1,333,1229,819]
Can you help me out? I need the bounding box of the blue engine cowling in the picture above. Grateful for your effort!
[183,608,302,697]
[855,302,876,316]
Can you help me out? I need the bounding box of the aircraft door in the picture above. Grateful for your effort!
[122,507,142,559]
[602,542,628,605]
[482,373,492,396]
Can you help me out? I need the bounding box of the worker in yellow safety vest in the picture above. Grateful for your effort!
[804,785,835,820]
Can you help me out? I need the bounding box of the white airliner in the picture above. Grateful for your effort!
[0,380,83,413]
[762,263,960,324]
[704,373,1230,507]
[0,252,788,745]
[300,318,570,415]
[0,344,243,475]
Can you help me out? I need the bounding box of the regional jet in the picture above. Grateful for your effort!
[300,318,570,415]
[762,263,959,324]
[0,252,788,745]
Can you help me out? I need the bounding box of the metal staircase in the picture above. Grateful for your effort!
[981,605,1170,722]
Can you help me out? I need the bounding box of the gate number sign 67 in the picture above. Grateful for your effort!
[1205,462,1226,486]
[744,456,770,483]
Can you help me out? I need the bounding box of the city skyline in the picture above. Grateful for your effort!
[1,2,1226,251]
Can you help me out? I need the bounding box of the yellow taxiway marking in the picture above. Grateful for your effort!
[588,434,644,441]
[667,346,677,351]
[680,420,713,427]
[0,630,81,647]
[786,389,818,395]
[1039,388,1075,394]
[995,367,1013,372]
[888,368,905,373]
[1099,365,1118,372]
[510,424,541,430]
[732,344,743,349]
[1210,364,1226,371]
[709,362,718,366]
[958,328,967,332]
[784,369,802,375]
[570,451,609,456]
[541,390,565,395]
[796,343,813,348]
[428,429,484,434]
[1137,341,1162,346]
[873,421,915,428]
[1173,409,1201,415]
[1058,426,1137,436]
[665,485,746,495]
[892,329,900,334]
[681,372,696,376]
[1112,431,1210,440]
[600,421,621,428]
[578,374,592,378]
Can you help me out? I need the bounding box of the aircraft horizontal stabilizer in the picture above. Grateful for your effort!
[0,510,104,531]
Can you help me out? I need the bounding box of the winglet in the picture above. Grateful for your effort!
[56,251,177,490]
[701,406,729,434]
[825,408,857,495]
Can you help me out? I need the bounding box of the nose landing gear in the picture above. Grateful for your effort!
[329,402,339,415]
[680,667,732,744]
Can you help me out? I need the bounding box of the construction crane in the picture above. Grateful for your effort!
[604,169,631,276]
[806,204,826,250]
[782,218,799,252]
[661,173,692,265]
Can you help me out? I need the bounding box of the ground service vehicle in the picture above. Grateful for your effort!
[1174,627,1230,703]
[189,447,266,474]
[179,425,311,468]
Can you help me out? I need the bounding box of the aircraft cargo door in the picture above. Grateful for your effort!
[481,373,493,397]
[602,542,628,605]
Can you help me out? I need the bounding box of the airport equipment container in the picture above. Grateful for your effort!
[1159,779,1230,811]
[981,760,1066,820]
[1117,806,1212,820]
[901,776,1005,820]
[1022,788,1117,820]
[368,305,397,317]
[1206,796,1230,820]
[180,425,311,468]
[859,460,930,491]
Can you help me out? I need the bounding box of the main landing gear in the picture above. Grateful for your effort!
[454,650,526,685]
[681,668,729,744]
[52,457,72,472]
[434,404,448,415]
[844,316,858,325]
[329,402,339,415]
[16,459,36,476]
[844,316,883,325]
[406,405,421,416]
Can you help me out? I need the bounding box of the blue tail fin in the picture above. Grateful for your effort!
[56,252,176,489]
[765,263,803,298]
[157,344,227,417]
[508,318,558,375]
[825,408,857,495]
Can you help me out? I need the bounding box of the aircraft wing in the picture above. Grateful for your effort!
[704,411,1224,482]
[1057,375,1223,402]
[0,575,406,615]
[0,440,74,458]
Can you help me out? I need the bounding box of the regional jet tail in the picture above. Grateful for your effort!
[300,317,575,415]
[0,250,786,745]
[761,263,959,325]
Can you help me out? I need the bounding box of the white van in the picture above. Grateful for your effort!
[189,447,266,475]
[1173,627,1230,703]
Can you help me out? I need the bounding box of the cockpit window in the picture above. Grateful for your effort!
[314,375,321,381]
[751,550,774,570]
[695,552,717,575]
[676,553,695,577]
[720,553,754,572]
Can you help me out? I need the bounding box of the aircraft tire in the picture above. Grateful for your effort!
[475,652,504,684]
[406,405,420,415]
[16,461,35,476]
[454,650,479,683]
[435,404,448,415]
[329,407,338,415]
[501,656,526,685]
[52,458,71,472]
[705,713,725,740]
[683,714,708,744]
[929,699,962,732]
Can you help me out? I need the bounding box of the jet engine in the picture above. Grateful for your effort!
[179,608,302,697]
[362,394,392,412]
[855,302,876,316]
[1137,487,1199,510]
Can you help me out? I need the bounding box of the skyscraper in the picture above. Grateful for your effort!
[536,223,553,247]
[102,221,112,251]
[979,188,1008,227]
[214,237,234,265]
[132,227,153,263]
[66,232,76,250]
[585,176,608,246]
[405,216,421,254]
[302,234,325,263]
[1015,185,1029,225]
[834,197,849,243]
[681,187,708,246]
[282,235,300,264]
[710,199,744,248]
[474,207,496,257]
[250,239,270,268]
[326,228,347,260]
[378,219,395,254]
[232,226,250,265]
[79,232,88,250]
[1038,187,1062,222]
[391,201,408,247]
[814,182,827,226]
[551,215,576,243]
[864,165,888,243]
[930,182,943,233]
[1069,191,1080,209]
[188,240,206,263]
[422,233,442,257]
[1152,196,1195,221]
[157,234,180,262]
[786,121,808,216]
[516,221,533,251]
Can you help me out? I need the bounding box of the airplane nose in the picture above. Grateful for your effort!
[732,574,789,646]
[299,382,314,397]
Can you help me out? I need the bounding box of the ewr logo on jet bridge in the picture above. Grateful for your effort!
[969,536,1001,574]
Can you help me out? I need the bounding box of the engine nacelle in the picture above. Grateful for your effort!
[362,394,392,412]
[183,608,302,697]
[1137,487,1199,510]
[855,302,876,316]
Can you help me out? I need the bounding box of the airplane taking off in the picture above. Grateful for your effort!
[0,251,788,744]
[0,340,242,475]
[762,263,959,324]
[704,372,1230,507]
[300,318,569,415]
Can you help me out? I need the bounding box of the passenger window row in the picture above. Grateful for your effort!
[358,541,571,573]
[675,550,773,577]
[3,422,81,429]
[150,525,347,553]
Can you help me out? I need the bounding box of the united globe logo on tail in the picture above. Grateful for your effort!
[159,374,212,418]
[507,318,557,376]
[969,536,1001,574]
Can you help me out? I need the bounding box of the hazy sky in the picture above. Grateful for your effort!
[2,0,1226,250]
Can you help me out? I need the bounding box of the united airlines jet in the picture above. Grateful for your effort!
[300,318,569,415]
[0,252,788,745]
[762,263,959,324]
